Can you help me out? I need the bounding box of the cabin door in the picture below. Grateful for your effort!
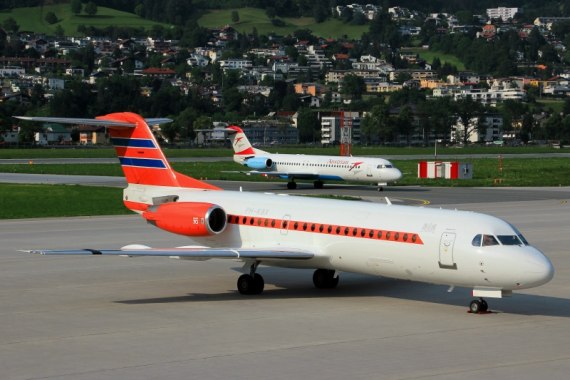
[366,164,373,177]
[438,232,457,269]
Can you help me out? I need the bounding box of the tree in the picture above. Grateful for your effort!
[231,10,240,23]
[297,107,319,143]
[71,0,82,15]
[134,4,144,17]
[453,97,485,144]
[85,1,98,17]
[341,74,365,100]
[45,12,58,25]
[3,17,19,33]
[361,103,392,144]
[54,25,65,38]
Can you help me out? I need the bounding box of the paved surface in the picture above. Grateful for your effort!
[1,185,570,379]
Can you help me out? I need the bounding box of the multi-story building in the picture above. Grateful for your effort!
[486,7,520,21]
[219,59,253,71]
[239,120,299,145]
[320,111,360,146]
[451,114,503,144]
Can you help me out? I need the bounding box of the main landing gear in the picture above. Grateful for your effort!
[237,262,264,295]
[313,180,324,189]
[287,181,297,190]
[469,298,489,314]
[237,267,340,295]
[312,269,339,289]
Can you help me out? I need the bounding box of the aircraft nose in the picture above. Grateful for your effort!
[522,248,554,287]
[391,168,403,181]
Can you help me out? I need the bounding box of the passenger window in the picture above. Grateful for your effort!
[482,234,499,246]
[472,234,482,247]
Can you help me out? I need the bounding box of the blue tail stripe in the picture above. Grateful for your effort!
[112,138,156,148]
[119,157,166,169]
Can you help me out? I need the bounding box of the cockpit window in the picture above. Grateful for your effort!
[377,164,393,169]
[482,234,499,246]
[517,234,529,245]
[472,234,482,247]
[497,235,524,246]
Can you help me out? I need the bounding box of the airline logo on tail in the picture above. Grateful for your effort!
[227,126,256,156]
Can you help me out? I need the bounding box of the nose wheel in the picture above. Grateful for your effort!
[469,298,489,314]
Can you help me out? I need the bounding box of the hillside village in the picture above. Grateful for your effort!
[2,3,570,147]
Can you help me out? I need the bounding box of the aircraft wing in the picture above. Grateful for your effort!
[223,170,319,180]
[22,247,314,260]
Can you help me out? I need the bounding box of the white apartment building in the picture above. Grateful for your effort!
[486,7,520,21]
[452,86,525,105]
[219,59,252,71]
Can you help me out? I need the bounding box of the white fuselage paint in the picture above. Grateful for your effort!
[124,184,554,294]
[235,153,403,184]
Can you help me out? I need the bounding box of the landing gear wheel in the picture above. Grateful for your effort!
[287,181,297,190]
[237,273,264,295]
[313,269,339,289]
[469,298,488,313]
[378,186,384,192]
[313,180,324,189]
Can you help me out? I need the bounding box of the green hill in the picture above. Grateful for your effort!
[0,4,168,36]
[198,7,369,39]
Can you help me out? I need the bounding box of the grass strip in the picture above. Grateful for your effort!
[1,158,569,187]
[0,184,130,219]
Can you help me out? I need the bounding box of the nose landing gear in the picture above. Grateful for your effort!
[469,298,489,314]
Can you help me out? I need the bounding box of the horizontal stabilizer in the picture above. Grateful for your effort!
[14,116,172,128]
[21,247,314,260]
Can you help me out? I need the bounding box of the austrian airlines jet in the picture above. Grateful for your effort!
[18,113,554,313]
[226,126,402,190]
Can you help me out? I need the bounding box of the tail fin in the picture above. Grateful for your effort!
[15,112,219,190]
[226,126,268,157]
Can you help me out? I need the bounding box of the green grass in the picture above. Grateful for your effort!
[2,157,570,187]
[198,7,369,39]
[0,183,129,218]
[536,99,565,114]
[393,158,570,187]
[0,4,167,35]
[404,47,466,71]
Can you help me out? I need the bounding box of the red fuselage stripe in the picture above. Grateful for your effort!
[227,214,424,245]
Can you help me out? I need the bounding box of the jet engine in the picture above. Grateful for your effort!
[244,157,273,169]
[142,202,227,237]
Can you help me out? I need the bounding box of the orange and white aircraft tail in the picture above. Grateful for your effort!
[16,112,219,191]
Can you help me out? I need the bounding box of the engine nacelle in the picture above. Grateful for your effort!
[142,202,227,237]
[244,156,273,169]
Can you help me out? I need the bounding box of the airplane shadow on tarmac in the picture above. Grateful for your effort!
[116,269,570,318]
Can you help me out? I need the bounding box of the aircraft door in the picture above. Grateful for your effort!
[366,164,372,177]
[439,232,457,269]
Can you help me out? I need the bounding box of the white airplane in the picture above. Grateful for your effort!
[18,112,554,314]
[225,126,403,190]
